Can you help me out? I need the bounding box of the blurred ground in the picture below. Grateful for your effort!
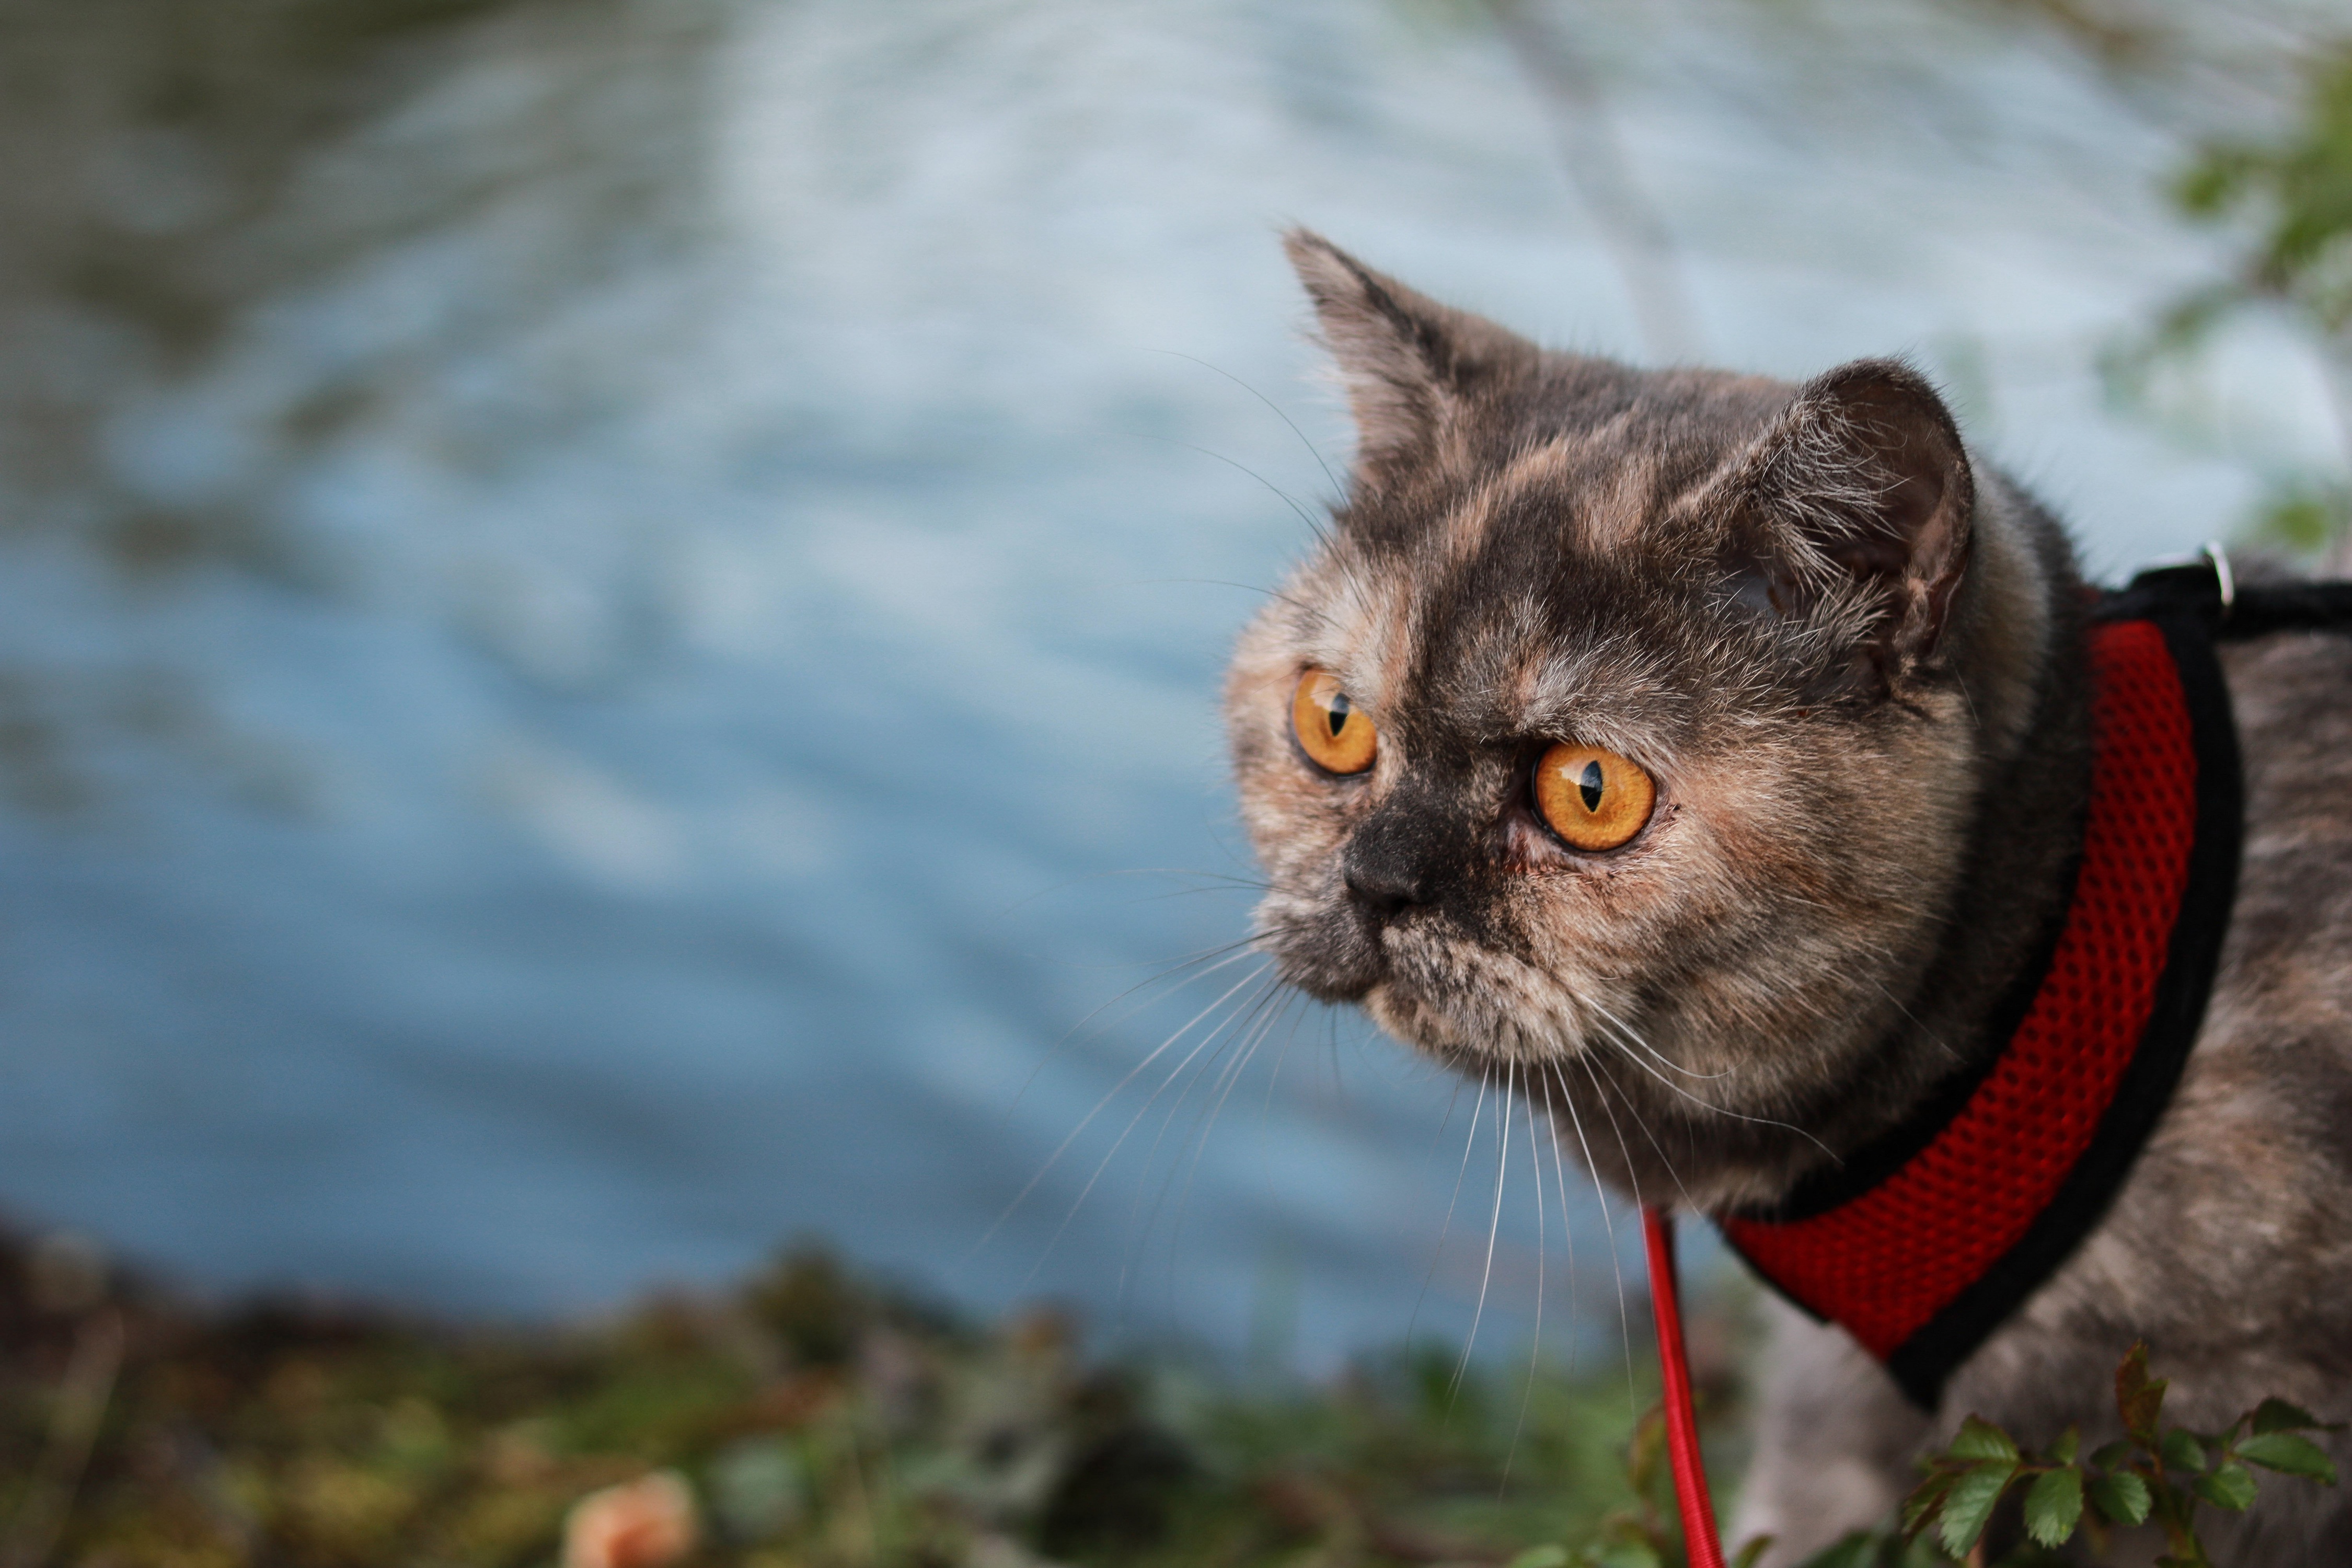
[0,1227,1750,1568]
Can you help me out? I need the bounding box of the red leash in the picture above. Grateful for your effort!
[1643,1207,1727,1568]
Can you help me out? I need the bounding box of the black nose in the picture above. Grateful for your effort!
[1342,802,1445,919]
[1344,861,1431,919]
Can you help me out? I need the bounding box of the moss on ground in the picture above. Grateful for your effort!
[0,1233,1745,1567]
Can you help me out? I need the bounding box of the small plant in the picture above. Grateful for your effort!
[1503,1401,1775,1568]
[1890,1342,2340,1566]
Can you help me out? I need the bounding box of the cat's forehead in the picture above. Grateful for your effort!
[1282,523,1707,753]
[1272,366,1804,744]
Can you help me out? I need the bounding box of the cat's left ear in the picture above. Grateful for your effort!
[1720,358,1974,683]
[1283,228,1534,493]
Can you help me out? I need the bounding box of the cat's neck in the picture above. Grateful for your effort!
[1599,470,2096,1212]
[1801,473,2096,1166]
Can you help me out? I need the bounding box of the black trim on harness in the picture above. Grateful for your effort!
[1882,608,2242,1407]
[1719,558,2341,1408]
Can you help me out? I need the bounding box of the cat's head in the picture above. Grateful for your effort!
[1226,233,2055,1159]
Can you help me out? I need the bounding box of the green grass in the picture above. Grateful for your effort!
[0,1241,1747,1567]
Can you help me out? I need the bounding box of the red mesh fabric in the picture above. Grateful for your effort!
[1724,620,2197,1359]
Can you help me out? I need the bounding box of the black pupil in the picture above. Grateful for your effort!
[1325,691,1351,738]
[1578,760,1605,812]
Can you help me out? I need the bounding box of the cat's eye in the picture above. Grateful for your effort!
[1534,743,1655,852]
[1291,669,1377,776]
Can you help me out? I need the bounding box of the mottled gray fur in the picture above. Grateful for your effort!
[1225,232,2352,1564]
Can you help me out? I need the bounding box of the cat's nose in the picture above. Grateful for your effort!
[1342,791,1454,919]
[1342,836,1438,919]
[1344,862,1431,919]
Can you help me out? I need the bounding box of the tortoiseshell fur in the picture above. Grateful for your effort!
[1226,233,2352,1563]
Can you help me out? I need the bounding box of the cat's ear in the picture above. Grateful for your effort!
[1283,229,1528,491]
[1720,358,1975,685]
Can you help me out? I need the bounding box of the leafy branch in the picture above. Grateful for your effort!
[1891,1343,2340,1566]
[2108,42,2352,557]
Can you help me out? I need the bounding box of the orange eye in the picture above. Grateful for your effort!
[1534,743,1655,851]
[1291,669,1377,776]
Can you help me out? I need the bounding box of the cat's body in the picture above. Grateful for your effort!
[1227,232,2352,1564]
[1746,624,2352,1564]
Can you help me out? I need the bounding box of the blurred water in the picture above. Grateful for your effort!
[0,0,2327,1366]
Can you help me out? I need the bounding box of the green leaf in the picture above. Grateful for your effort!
[1901,1468,1958,1534]
[2117,1343,2169,1441]
[1507,1548,1572,1568]
[1730,1536,1775,1568]
[2048,1426,2081,1465]
[2089,1469,2153,1526]
[2161,1429,2207,1474]
[2238,1430,2338,1482]
[2021,1464,2085,1546]
[1949,1415,2021,1464]
[1937,1461,2019,1557]
[2253,1398,2326,1435]
[2194,1461,2257,1512]
[2090,1438,2137,1470]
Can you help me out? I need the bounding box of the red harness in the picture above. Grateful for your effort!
[1642,563,2352,1559]
[1724,610,2239,1405]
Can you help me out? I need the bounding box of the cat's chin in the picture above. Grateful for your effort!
[1359,953,1588,1068]
[1362,981,1469,1055]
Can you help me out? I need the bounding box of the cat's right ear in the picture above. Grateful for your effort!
[1712,358,1976,691]
[1283,229,1524,492]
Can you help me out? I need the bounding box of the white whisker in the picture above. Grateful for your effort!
[1009,943,1266,1112]
[1160,984,1302,1270]
[1112,979,1286,1299]
[1502,1076,1547,1496]
[1583,991,1733,1080]
[1407,1064,1492,1348]
[1549,1059,1639,1411]
[998,965,1273,1274]
[1577,1046,1697,1213]
[1452,1068,1514,1400]
[1586,1008,1838,1161]
[1538,1078,1581,1383]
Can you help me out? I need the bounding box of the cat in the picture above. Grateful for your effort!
[1224,229,2352,1565]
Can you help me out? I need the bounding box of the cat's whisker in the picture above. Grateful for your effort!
[1141,347,1345,505]
[1451,1065,1515,1401]
[1869,976,1962,1066]
[996,866,1271,920]
[1163,984,1309,1277]
[1502,1078,1548,1498]
[1028,971,1280,1285]
[1538,1077,1581,1386]
[1115,976,1295,1301]
[974,961,1271,1260]
[1548,1059,1639,1410]
[1405,1064,1493,1350]
[1151,978,1294,1229]
[1123,885,1275,908]
[1124,431,1325,537]
[1571,1047,1652,1213]
[1021,941,1264,1098]
[1008,942,1269,1116]
[1583,1012,1839,1161]
[1581,993,1734,1080]
[1574,1045,1698,1213]
[1257,986,1315,1126]
[1145,577,1328,622]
